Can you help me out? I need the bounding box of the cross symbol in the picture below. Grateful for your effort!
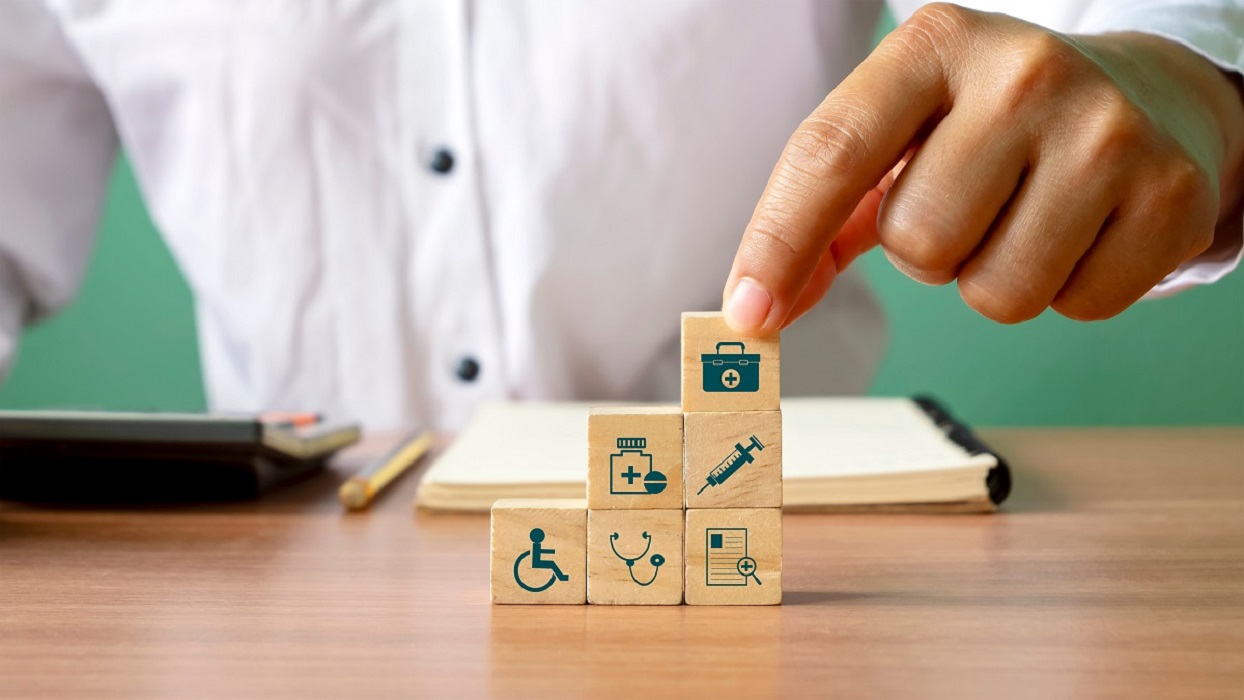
[739,560,754,573]
[620,466,641,484]
[723,369,740,387]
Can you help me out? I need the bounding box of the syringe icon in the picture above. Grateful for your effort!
[697,435,765,495]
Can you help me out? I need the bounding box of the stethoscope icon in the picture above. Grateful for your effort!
[609,531,666,587]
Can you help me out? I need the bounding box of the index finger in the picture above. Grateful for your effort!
[723,22,954,335]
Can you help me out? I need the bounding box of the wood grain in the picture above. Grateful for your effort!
[685,507,782,605]
[681,311,780,413]
[587,406,684,510]
[491,499,587,604]
[684,410,783,509]
[587,509,683,605]
[2,428,1242,698]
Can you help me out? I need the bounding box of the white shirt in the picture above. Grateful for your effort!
[0,0,1240,431]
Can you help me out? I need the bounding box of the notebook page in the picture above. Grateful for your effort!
[422,398,992,487]
[782,397,996,478]
[421,402,587,485]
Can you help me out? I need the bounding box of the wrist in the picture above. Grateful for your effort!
[1077,32,1244,228]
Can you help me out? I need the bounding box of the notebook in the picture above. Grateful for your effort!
[414,397,1011,513]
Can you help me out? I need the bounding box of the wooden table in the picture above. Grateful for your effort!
[2,429,1242,698]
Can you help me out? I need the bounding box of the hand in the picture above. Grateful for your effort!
[722,3,1244,334]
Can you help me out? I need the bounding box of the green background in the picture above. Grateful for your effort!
[1,157,1240,426]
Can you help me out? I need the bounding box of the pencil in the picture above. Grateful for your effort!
[338,430,432,510]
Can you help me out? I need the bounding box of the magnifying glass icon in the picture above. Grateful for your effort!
[736,556,762,585]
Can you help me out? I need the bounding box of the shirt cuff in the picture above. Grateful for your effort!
[1145,223,1244,299]
[1075,3,1244,76]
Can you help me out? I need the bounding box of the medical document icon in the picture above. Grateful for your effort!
[609,437,668,495]
[706,527,762,587]
[701,341,761,393]
[513,528,570,593]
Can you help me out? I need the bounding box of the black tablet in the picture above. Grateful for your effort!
[0,411,360,503]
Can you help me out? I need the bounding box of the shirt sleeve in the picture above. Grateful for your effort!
[1071,2,1243,298]
[885,1,1244,296]
[0,0,118,378]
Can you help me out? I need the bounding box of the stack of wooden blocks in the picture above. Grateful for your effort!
[491,311,782,605]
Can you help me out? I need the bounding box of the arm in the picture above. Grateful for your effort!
[722,1,1244,332]
[0,0,118,375]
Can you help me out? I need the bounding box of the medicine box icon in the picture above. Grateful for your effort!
[609,437,668,495]
[701,341,761,393]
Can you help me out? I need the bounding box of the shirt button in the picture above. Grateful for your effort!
[456,356,481,382]
[429,148,455,175]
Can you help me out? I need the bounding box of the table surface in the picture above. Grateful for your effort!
[2,428,1242,699]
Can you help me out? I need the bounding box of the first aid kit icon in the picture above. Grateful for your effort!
[609,437,668,495]
[701,341,761,393]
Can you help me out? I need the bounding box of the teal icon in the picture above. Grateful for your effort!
[609,531,666,586]
[513,527,569,593]
[701,341,760,393]
[696,435,765,495]
[610,437,667,495]
[706,527,762,586]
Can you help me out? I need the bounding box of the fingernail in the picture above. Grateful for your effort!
[724,277,773,333]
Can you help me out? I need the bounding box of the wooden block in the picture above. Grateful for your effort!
[684,410,782,509]
[587,509,684,605]
[681,311,780,413]
[587,406,684,510]
[490,499,587,605]
[684,508,782,605]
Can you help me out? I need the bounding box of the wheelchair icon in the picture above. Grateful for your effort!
[513,528,569,593]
